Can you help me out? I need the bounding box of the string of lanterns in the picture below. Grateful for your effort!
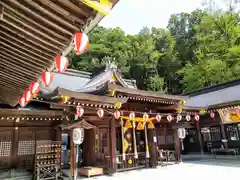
[19,32,89,107]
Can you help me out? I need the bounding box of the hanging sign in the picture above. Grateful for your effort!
[186,113,191,122]
[76,106,84,117]
[178,128,186,139]
[19,97,26,107]
[29,82,40,95]
[55,56,69,73]
[80,0,112,16]
[74,32,89,55]
[218,108,240,124]
[114,110,121,119]
[176,114,182,122]
[42,72,54,87]
[194,113,200,122]
[24,90,32,102]
[210,111,215,119]
[129,112,135,121]
[72,128,84,145]
[143,113,149,122]
[156,113,161,122]
[97,108,104,118]
[167,114,173,122]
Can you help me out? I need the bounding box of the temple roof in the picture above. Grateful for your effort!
[184,79,240,108]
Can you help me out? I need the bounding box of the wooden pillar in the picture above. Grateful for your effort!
[70,131,75,180]
[11,124,18,168]
[196,122,204,154]
[148,128,157,167]
[220,121,228,149]
[173,130,181,162]
[108,117,117,175]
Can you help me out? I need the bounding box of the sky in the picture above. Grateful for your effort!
[99,0,203,34]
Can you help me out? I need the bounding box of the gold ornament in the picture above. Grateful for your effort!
[176,108,182,113]
[199,109,206,115]
[114,102,122,109]
[147,121,155,129]
[125,120,132,128]
[109,89,116,96]
[179,100,186,105]
[128,159,132,165]
[136,122,144,130]
[60,96,70,103]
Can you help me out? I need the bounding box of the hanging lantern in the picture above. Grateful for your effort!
[125,119,132,128]
[76,106,84,117]
[74,32,89,55]
[129,112,135,121]
[29,82,40,95]
[210,111,215,119]
[55,56,69,73]
[167,114,173,122]
[147,121,155,129]
[24,90,32,102]
[97,108,104,118]
[136,122,144,130]
[156,113,161,122]
[176,114,182,122]
[194,113,200,122]
[19,97,26,107]
[42,72,54,87]
[143,113,149,122]
[114,110,121,119]
[186,113,191,122]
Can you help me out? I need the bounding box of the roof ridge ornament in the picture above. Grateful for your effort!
[105,61,117,71]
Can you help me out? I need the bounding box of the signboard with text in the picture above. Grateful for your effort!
[218,108,240,124]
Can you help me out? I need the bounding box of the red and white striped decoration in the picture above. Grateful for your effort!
[129,112,135,120]
[194,113,200,122]
[29,82,40,95]
[55,56,69,73]
[19,97,26,107]
[143,113,149,121]
[176,114,182,122]
[42,72,54,87]
[210,111,215,119]
[74,32,89,55]
[76,106,84,117]
[156,113,161,122]
[114,110,121,119]
[186,114,191,122]
[167,114,173,122]
[24,90,32,102]
[97,108,104,118]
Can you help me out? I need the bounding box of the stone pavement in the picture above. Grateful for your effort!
[81,159,240,180]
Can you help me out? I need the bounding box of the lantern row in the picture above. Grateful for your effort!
[74,106,216,122]
[19,32,89,107]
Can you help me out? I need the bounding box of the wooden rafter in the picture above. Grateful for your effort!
[0,0,119,105]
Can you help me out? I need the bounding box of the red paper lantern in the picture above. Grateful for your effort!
[42,72,53,87]
[143,113,149,121]
[74,32,89,55]
[186,113,191,122]
[176,114,182,122]
[19,97,26,107]
[97,108,104,118]
[167,114,173,122]
[195,113,200,122]
[24,90,32,102]
[29,82,40,95]
[129,112,135,120]
[76,106,84,117]
[114,110,121,119]
[156,114,161,122]
[210,111,215,119]
[55,56,69,73]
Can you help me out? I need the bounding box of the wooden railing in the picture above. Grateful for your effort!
[105,152,148,172]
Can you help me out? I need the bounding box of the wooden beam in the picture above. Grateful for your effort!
[0,109,64,116]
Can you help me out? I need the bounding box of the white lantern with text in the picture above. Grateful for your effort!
[114,110,121,119]
[72,128,84,145]
[167,114,173,122]
[97,108,104,118]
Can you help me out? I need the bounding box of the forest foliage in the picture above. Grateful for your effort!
[70,2,240,94]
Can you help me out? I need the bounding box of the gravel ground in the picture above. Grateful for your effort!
[81,159,240,180]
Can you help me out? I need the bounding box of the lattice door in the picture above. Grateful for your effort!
[0,128,12,170]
